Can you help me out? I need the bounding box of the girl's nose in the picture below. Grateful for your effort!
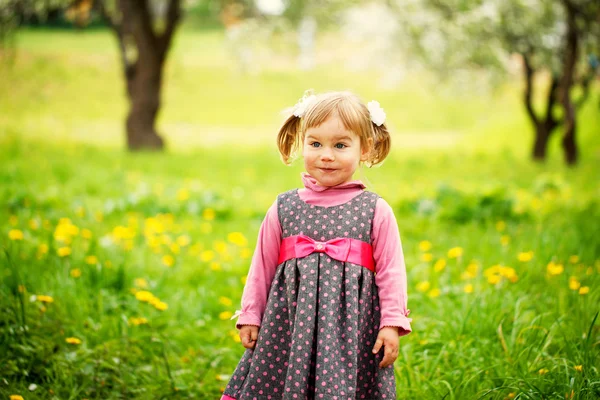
[320,147,334,161]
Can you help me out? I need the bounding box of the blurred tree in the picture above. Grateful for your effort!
[97,0,182,150]
[394,0,599,165]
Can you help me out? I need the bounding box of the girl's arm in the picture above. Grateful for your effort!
[372,198,412,336]
[235,200,282,329]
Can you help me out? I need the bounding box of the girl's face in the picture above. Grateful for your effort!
[303,113,370,187]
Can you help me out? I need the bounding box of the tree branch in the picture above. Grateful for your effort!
[97,0,135,81]
[521,52,540,128]
[157,0,182,61]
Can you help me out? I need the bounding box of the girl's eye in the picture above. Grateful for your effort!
[311,142,321,148]
[335,143,347,149]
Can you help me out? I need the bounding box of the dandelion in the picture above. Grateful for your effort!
[434,259,447,272]
[547,262,564,276]
[420,253,433,262]
[579,286,589,295]
[518,251,534,262]
[81,228,93,239]
[506,393,515,399]
[219,296,233,306]
[464,284,474,294]
[135,291,155,302]
[447,247,463,259]
[70,268,82,278]
[29,219,39,230]
[487,274,501,285]
[427,288,441,298]
[154,301,168,311]
[495,221,506,232]
[129,317,149,326]
[203,208,216,221]
[176,235,191,247]
[10,395,24,400]
[37,295,54,303]
[210,262,222,271]
[241,248,252,259]
[416,281,431,292]
[569,255,580,264]
[219,311,233,320]
[214,240,228,255]
[162,255,175,267]
[9,229,24,241]
[85,255,98,265]
[201,250,215,262]
[500,235,510,246]
[228,232,248,247]
[418,240,432,252]
[229,329,241,343]
[538,368,548,375]
[176,188,190,202]
[574,365,583,372]
[134,278,149,288]
[170,243,180,254]
[57,247,71,257]
[569,277,581,291]
[37,244,49,259]
[66,337,82,345]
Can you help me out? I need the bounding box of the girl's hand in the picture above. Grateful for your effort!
[239,325,259,349]
[371,327,399,368]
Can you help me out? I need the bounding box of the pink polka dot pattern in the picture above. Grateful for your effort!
[223,190,396,399]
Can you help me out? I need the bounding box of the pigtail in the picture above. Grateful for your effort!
[277,115,303,165]
[368,123,391,166]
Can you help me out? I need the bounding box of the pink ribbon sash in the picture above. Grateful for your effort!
[278,234,375,272]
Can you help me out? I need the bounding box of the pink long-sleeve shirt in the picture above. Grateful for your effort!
[236,173,412,336]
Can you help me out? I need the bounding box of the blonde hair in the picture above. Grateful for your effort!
[277,91,391,167]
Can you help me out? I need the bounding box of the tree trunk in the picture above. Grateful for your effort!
[126,53,164,150]
[559,0,579,165]
[532,123,552,161]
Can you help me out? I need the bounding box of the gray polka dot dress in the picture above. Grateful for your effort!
[223,189,397,399]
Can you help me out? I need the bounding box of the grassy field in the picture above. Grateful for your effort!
[1,27,599,399]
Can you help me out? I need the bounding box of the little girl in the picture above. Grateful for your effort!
[221,91,412,400]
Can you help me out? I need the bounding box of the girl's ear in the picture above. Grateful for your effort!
[360,137,374,162]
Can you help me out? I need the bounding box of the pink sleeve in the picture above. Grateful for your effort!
[372,198,412,336]
[236,200,282,329]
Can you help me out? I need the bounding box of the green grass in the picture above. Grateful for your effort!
[1,27,599,399]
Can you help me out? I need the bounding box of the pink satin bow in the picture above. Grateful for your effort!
[278,234,375,272]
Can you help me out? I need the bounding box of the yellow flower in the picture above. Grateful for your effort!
[569,255,580,264]
[500,235,510,246]
[134,278,148,288]
[416,281,431,292]
[420,253,433,262]
[9,229,24,241]
[75,206,85,218]
[81,228,93,239]
[10,395,24,400]
[70,268,82,278]
[434,259,447,272]
[464,284,474,294]
[170,243,180,254]
[219,296,233,306]
[176,235,191,247]
[568,277,581,291]
[574,365,583,372]
[85,255,98,265]
[57,247,71,257]
[418,240,432,252]
[228,232,248,247]
[241,275,247,285]
[579,286,589,295]
[18,285,25,293]
[495,221,506,232]
[427,288,441,298]
[547,262,564,276]
[487,274,501,285]
[203,208,216,221]
[135,291,155,302]
[210,262,222,271]
[518,251,534,262]
[229,329,241,343]
[506,393,515,399]
[201,250,215,262]
[219,311,233,320]
[538,368,548,375]
[241,248,252,259]
[447,247,463,259]
[214,240,228,255]
[37,295,54,303]
[176,188,190,202]
[112,225,135,240]
[154,301,168,311]
[66,337,82,345]
[130,317,149,326]
[37,243,49,258]
[162,255,175,267]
